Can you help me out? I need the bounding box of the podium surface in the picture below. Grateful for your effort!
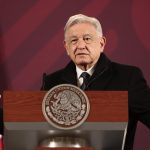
[4,91,128,150]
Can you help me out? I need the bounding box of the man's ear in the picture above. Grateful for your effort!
[63,40,69,55]
[100,36,106,48]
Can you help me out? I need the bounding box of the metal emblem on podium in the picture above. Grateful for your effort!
[42,84,90,129]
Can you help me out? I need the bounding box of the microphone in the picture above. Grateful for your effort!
[41,73,47,90]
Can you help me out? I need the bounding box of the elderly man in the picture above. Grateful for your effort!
[41,14,150,149]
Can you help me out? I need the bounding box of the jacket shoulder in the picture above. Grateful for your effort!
[112,61,140,70]
[46,69,64,80]
[41,69,64,90]
[110,61,144,87]
[111,61,142,75]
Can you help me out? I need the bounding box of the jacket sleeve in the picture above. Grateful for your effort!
[129,67,150,128]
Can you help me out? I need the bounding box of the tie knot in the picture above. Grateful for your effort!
[80,72,90,80]
[80,72,90,90]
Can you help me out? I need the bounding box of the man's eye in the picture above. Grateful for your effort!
[84,37,92,43]
[71,39,78,44]
[85,37,90,40]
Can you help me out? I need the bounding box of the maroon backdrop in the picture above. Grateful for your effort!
[0,0,150,149]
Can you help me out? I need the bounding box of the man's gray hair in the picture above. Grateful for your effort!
[64,14,103,38]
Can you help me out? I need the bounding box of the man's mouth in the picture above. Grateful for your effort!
[76,53,88,56]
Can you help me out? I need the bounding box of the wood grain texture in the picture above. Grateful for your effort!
[3,91,128,122]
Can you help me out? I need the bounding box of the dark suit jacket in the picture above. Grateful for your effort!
[42,53,150,150]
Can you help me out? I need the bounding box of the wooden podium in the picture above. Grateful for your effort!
[3,91,128,150]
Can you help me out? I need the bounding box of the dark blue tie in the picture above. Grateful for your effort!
[80,72,90,90]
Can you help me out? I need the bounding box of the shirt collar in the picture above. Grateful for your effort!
[76,65,95,79]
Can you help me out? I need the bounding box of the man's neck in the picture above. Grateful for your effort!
[77,64,93,71]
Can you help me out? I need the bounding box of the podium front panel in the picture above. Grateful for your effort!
[3,91,128,150]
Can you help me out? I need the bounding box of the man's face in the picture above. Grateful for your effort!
[64,23,106,70]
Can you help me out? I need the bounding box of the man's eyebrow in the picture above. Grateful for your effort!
[66,36,78,40]
[70,36,78,39]
[69,34,92,38]
[83,34,92,36]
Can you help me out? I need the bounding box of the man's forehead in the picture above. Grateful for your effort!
[65,23,97,37]
[69,34,92,38]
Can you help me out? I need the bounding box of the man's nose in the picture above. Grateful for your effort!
[76,38,86,48]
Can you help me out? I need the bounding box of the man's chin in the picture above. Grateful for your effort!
[76,60,92,66]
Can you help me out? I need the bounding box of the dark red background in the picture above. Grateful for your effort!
[0,0,150,149]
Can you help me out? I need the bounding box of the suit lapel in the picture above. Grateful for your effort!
[88,53,113,89]
[61,61,77,86]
